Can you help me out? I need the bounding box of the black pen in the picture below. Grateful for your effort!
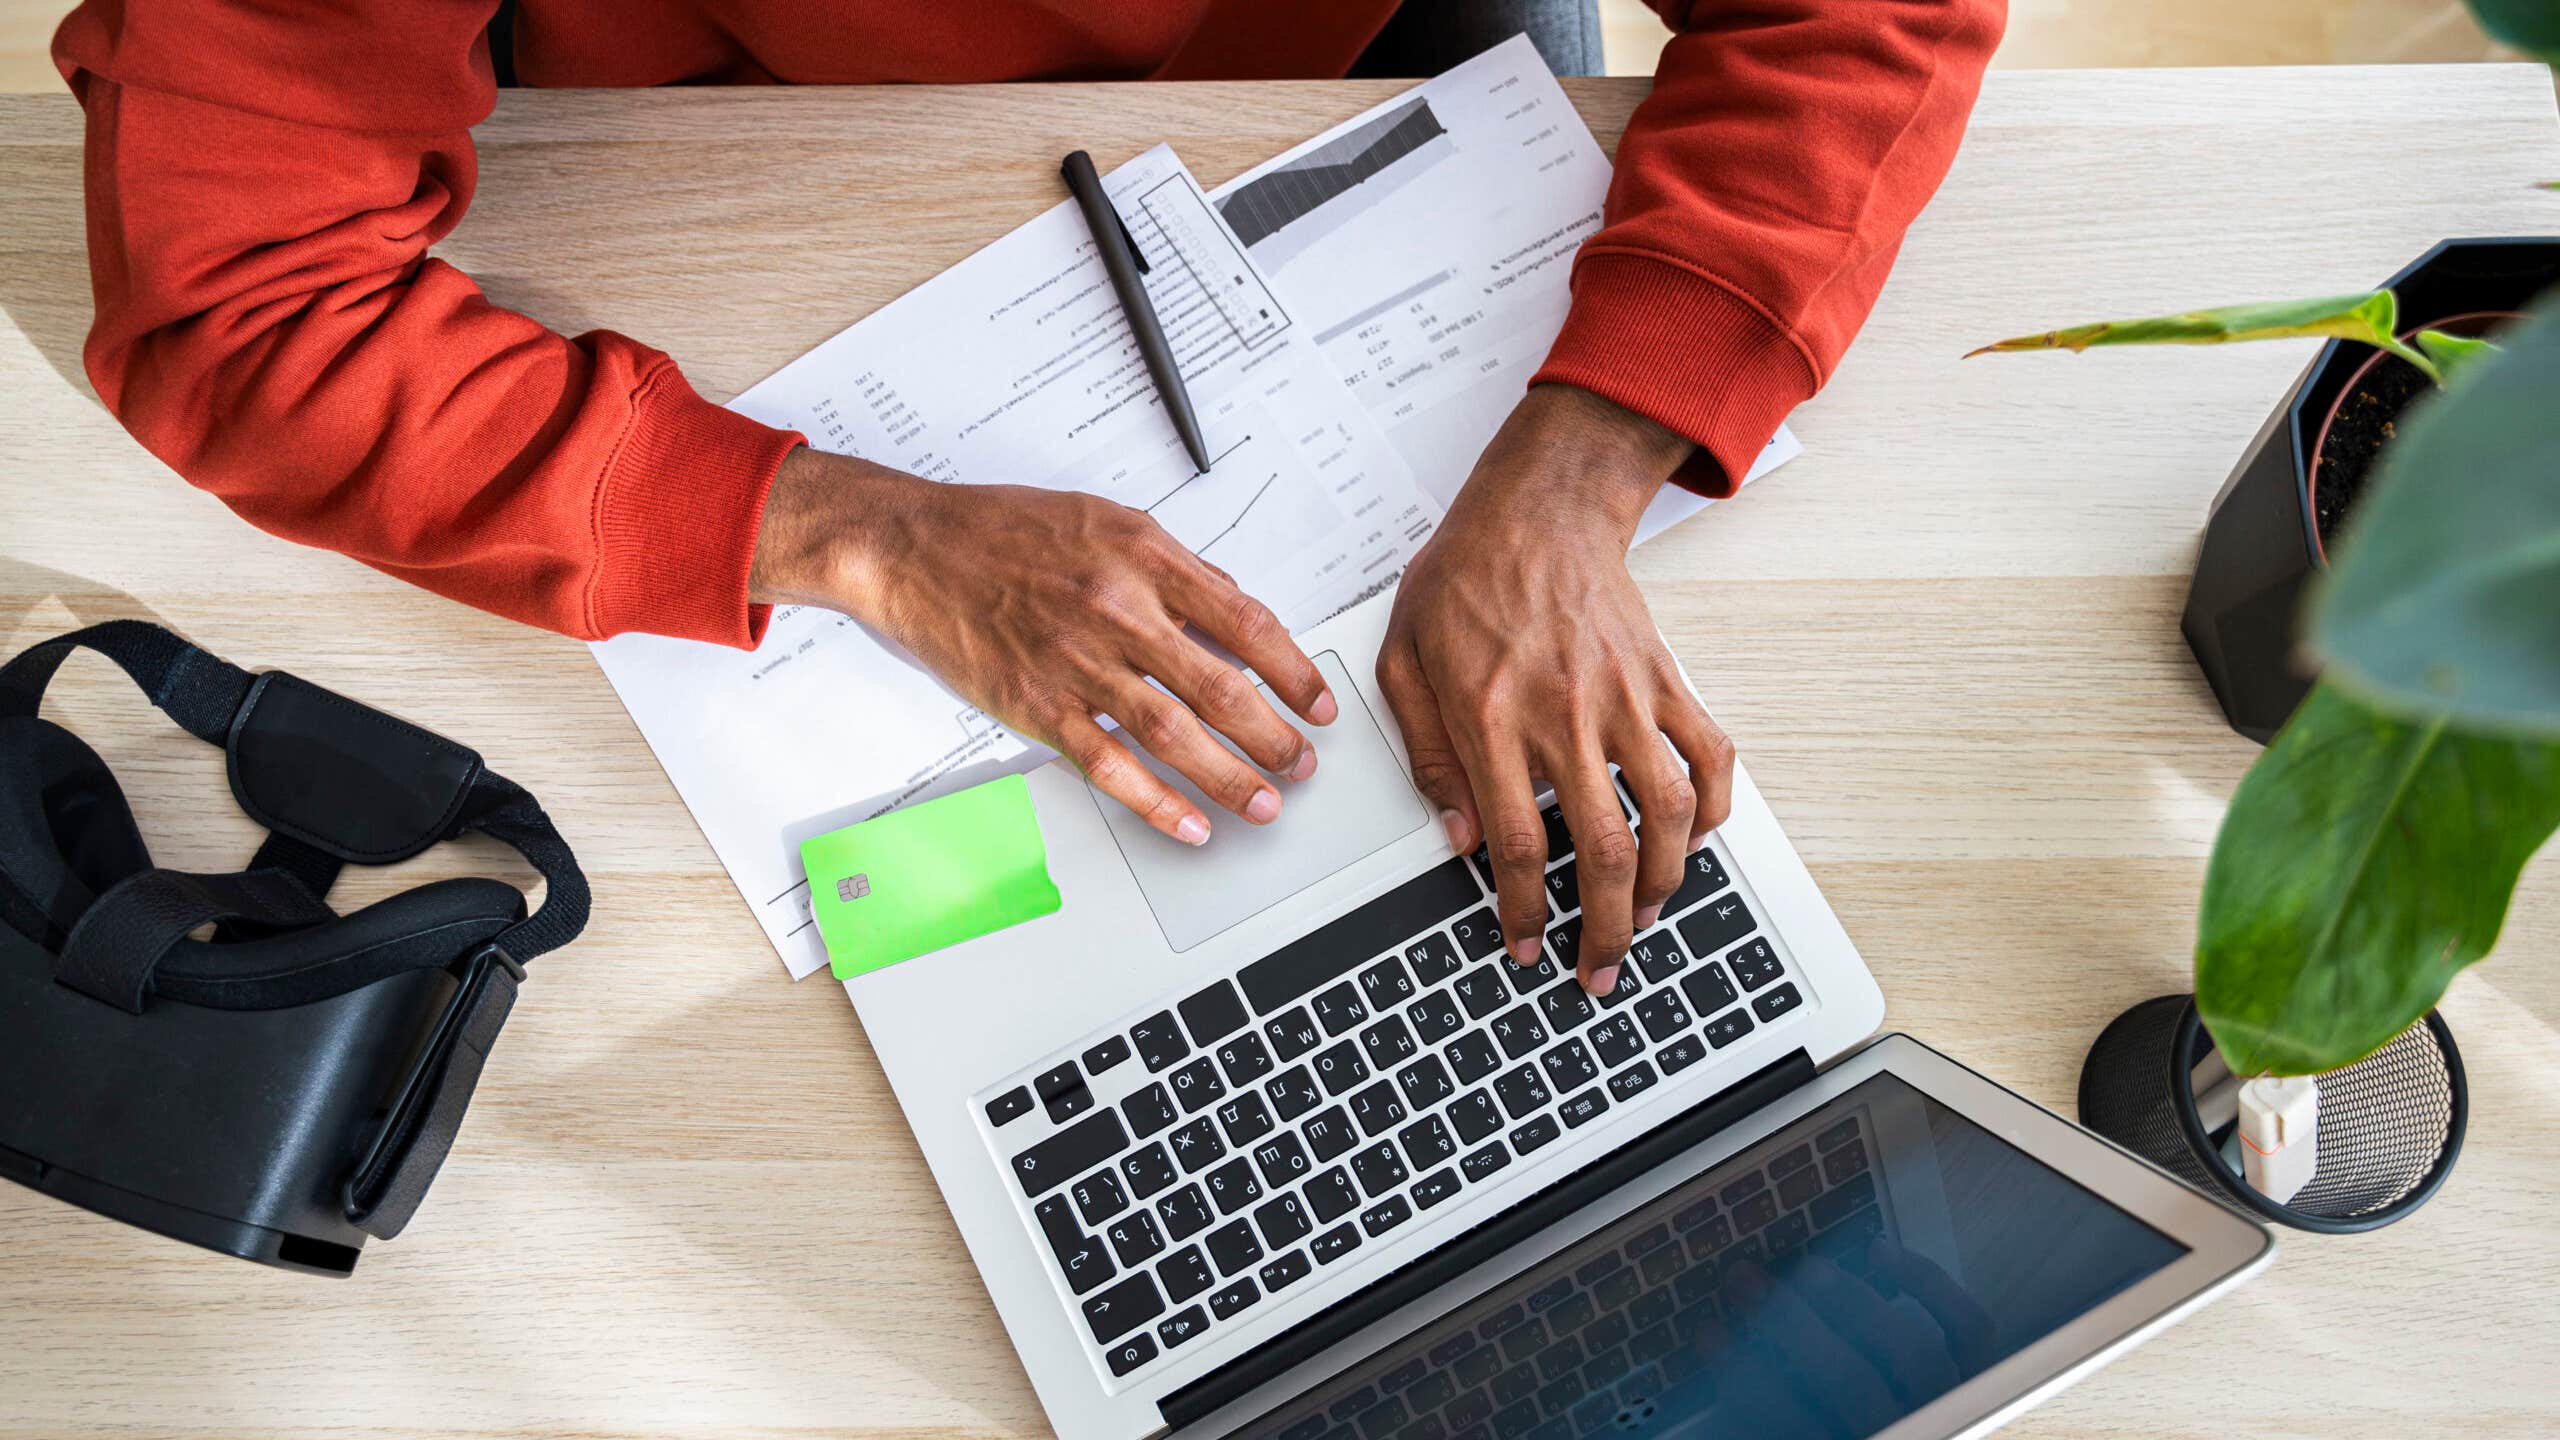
[1060,150,1214,474]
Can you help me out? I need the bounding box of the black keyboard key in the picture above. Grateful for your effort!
[1658,1034,1707,1074]
[1083,1035,1132,1074]
[1770,1142,1814,1178]
[1558,1088,1609,1129]
[1399,1114,1457,1170]
[1590,1014,1646,1068]
[1311,981,1370,1036]
[1360,1194,1414,1238]
[1537,981,1595,1035]
[1506,944,1562,996]
[1360,956,1418,1013]
[1307,1165,1361,1222]
[1181,980,1250,1047]
[1811,1172,1878,1231]
[1825,1143,1870,1186]
[1635,989,1692,1043]
[1073,1168,1129,1226]
[1722,1172,1768,1207]
[1539,803,1575,860]
[1255,1191,1314,1249]
[1752,983,1805,1023]
[1170,1116,1225,1172]
[1159,1184,1214,1240]
[1704,1007,1755,1049]
[1266,1064,1324,1122]
[1544,858,1579,916]
[1677,894,1757,959]
[1104,1331,1158,1377]
[1732,1188,1778,1236]
[1594,964,1643,1009]
[1727,939,1785,992]
[1313,1039,1371,1095]
[1351,1139,1409,1197]
[1259,1249,1312,1293]
[1036,1061,1091,1123]
[1108,1209,1165,1266]
[1628,932,1687,985]
[1122,1143,1178,1200]
[1664,846,1731,919]
[1253,1132,1312,1189]
[1406,931,1464,985]
[1123,1082,1178,1138]
[1490,1005,1548,1059]
[1395,1054,1456,1110]
[986,1087,1033,1127]
[1012,1111,1129,1197]
[1304,1105,1358,1161]
[1446,1030,1502,1084]
[1467,846,1499,896]
[1158,1304,1211,1350]
[1239,858,1479,1012]
[1265,1006,1322,1061]
[1494,1064,1551,1119]
[1311,1222,1362,1265]
[1360,1015,1419,1070]
[1209,1276,1262,1319]
[1510,1114,1563,1155]
[1218,1091,1275,1146]
[1452,966,1509,1020]
[1540,1038,1599,1093]
[1160,1244,1216,1301]
[1205,1157,1264,1215]
[1449,1089,1504,1145]
[1680,964,1738,1015]
[1171,1055,1227,1113]
[1543,915,1581,969]
[1452,908,1506,962]
[1461,1141,1511,1183]
[1038,1196,1117,1294]
[1206,1218,1264,1275]
[1349,1080,1408,1137]
[1408,989,1465,1046]
[1819,1118,1865,1153]
[1217,1030,1275,1086]
[1083,1272,1166,1343]
[1778,1162,1822,1211]
[1132,1011,1189,1072]
[1607,1061,1659,1103]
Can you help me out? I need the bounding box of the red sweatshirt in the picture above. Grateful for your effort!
[53,0,2003,648]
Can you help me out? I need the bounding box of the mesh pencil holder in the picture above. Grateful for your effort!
[2078,994,2466,1234]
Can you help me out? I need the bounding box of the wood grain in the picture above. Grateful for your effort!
[2,65,2557,1440]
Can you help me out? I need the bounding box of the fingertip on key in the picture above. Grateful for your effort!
[1246,789,1281,824]
[1288,746,1318,782]
[1583,964,1620,998]
[1310,688,1339,726]
[1508,936,1541,967]
[1176,815,1211,846]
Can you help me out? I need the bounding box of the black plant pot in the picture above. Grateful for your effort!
[2181,236,2560,743]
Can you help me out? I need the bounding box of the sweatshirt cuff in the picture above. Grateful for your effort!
[590,364,804,648]
[1531,250,1821,499]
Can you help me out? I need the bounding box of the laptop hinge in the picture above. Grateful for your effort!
[1157,1046,1818,1432]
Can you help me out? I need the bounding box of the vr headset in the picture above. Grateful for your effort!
[0,620,587,1274]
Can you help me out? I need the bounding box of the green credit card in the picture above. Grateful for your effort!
[800,773,1063,980]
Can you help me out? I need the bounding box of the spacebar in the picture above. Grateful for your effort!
[1239,858,1480,1014]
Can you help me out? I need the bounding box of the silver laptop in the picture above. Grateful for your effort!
[845,591,2272,1440]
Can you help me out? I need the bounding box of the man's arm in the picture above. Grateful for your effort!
[1381,0,2004,994]
[53,0,798,646]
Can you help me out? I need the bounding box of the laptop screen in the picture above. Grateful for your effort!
[1230,1073,2189,1440]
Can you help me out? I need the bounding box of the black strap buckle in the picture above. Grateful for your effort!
[341,942,525,1238]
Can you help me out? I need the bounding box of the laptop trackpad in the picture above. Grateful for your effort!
[1093,650,1430,953]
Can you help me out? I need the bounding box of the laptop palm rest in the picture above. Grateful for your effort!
[1090,650,1430,953]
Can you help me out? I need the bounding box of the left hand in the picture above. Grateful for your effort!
[1376,385,1736,995]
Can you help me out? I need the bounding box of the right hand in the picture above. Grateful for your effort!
[748,446,1337,844]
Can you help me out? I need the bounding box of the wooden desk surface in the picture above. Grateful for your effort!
[3,64,2557,1440]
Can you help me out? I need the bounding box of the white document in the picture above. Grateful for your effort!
[1206,34,1799,542]
[593,147,1437,978]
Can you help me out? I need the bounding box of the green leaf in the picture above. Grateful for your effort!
[1965,290,2441,381]
[2312,295,2560,734]
[2466,0,2560,60]
[2196,682,2560,1076]
[2410,328,2498,386]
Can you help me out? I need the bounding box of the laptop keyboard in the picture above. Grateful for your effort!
[981,795,1812,1384]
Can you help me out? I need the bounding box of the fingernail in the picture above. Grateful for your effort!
[1439,809,1469,851]
[1584,964,1620,997]
[1176,815,1211,846]
[1311,688,1339,725]
[1634,904,1662,932]
[1289,746,1318,782]
[1246,789,1281,824]
[1509,937,1542,967]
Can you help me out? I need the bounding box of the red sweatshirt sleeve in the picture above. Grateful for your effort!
[1533,0,2006,494]
[52,0,801,646]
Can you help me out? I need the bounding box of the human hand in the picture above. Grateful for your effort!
[750,446,1336,844]
[1376,385,1734,994]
